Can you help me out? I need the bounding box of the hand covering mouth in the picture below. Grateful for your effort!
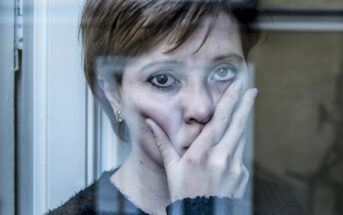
[179,126,205,153]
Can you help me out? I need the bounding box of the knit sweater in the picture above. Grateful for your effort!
[47,169,305,215]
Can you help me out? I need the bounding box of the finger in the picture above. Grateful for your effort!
[145,119,180,165]
[218,88,257,154]
[231,136,249,198]
[218,158,248,198]
[233,134,247,163]
[192,79,243,151]
[233,164,249,198]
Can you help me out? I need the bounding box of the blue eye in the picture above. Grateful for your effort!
[149,73,178,89]
[212,64,238,82]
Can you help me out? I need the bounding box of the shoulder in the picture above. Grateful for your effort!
[46,182,98,215]
[47,169,148,215]
[46,170,117,215]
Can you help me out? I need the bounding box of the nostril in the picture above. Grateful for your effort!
[187,110,213,124]
[188,117,206,125]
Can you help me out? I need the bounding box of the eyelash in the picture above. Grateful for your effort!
[148,72,179,91]
[211,64,239,83]
[147,64,240,91]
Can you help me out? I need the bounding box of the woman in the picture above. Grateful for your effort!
[49,0,303,214]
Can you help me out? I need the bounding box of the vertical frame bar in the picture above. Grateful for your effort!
[0,1,15,214]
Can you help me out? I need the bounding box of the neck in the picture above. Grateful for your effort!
[111,146,170,215]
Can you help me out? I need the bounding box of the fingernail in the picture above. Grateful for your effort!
[234,80,242,92]
[249,88,258,98]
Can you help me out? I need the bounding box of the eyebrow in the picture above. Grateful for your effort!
[140,53,244,72]
[140,60,185,72]
[212,53,244,62]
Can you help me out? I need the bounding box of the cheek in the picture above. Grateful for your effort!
[123,91,181,141]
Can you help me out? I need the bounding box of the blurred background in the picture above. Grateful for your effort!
[0,0,342,214]
[251,1,343,215]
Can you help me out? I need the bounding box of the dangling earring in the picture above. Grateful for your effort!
[115,110,123,122]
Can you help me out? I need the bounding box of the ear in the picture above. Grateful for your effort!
[103,81,122,112]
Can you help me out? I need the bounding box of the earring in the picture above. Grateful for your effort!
[115,110,123,122]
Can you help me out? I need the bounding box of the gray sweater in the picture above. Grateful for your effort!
[47,169,305,215]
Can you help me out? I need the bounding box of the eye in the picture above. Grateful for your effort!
[149,73,178,89]
[212,64,238,82]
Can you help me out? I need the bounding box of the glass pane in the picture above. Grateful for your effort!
[261,0,343,8]
[8,0,342,215]
[250,31,343,215]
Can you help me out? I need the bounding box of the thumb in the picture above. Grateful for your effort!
[145,119,179,165]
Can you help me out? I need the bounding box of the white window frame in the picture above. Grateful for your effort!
[14,3,343,215]
[18,0,91,214]
[0,1,15,215]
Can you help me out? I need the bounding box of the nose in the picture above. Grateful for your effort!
[182,83,215,124]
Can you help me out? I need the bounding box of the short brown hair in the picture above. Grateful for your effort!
[80,0,260,141]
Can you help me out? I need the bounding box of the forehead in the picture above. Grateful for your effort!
[126,13,243,69]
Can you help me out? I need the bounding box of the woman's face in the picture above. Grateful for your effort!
[111,13,248,165]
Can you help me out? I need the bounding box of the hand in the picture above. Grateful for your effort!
[146,80,257,202]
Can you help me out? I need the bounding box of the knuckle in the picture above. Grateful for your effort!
[240,165,250,184]
[231,165,241,176]
[227,160,243,177]
[242,165,249,177]
[187,151,209,165]
[210,157,227,170]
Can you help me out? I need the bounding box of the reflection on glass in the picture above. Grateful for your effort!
[44,0,343,215]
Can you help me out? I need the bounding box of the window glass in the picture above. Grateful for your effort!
[261,0,343,8]
[4,0,342,215]
[250,31,343,214]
